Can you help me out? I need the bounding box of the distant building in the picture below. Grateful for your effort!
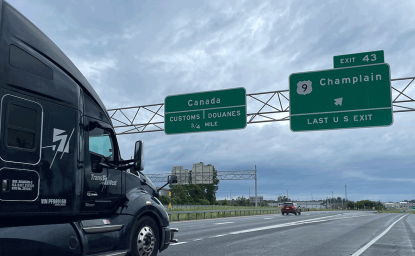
[171,166,189,185]
[192,162,213,184]
[399,201,409,208]
[171,162,214,185]
[383,202,398,208]
[249,196,263,203]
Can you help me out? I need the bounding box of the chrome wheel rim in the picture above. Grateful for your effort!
[137,225,155,256]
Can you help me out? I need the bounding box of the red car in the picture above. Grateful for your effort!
[281,202,301,215]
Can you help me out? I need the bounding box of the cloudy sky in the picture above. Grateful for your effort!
[9,0,415,203]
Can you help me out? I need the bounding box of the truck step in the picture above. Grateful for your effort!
[170,228,179,243]
[87,249,128,256]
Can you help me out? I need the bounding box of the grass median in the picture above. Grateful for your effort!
[166,207,279,221]
[378,209,415,214]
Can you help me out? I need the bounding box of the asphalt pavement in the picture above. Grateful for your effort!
[160,211,415,256]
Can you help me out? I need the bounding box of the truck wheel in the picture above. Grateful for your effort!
[281,212,284,215]
[298,211,301,215]
[131,216,159,256]
[294,212,297,215]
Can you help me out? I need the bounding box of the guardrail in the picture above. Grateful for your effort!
[163,205,233,210]
[167,208,279,221]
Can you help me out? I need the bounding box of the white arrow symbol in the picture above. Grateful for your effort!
[334,97,343,106]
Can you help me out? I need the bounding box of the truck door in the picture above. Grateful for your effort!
[0,94,42,214]
[81,118,123,213]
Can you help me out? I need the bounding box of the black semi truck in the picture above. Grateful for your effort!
[0,1,178,255]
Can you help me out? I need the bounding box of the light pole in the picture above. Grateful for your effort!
[255,165,257,207]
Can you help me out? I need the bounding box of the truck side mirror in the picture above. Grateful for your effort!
[168,175,177,184]
[134,140,144,172]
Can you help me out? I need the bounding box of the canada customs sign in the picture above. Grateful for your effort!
[289,63,393,132]
[164,88,247,135]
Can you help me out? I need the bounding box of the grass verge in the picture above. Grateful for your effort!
[168,208,278,222]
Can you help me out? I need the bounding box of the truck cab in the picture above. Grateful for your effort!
[0,1,177,255]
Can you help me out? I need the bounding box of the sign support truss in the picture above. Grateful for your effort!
[146,170,256,182]
[148,169,259,206]
[108,76,415,135]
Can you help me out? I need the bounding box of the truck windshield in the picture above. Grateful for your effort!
[89,127,114,161]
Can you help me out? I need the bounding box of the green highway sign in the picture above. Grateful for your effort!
[289,63,393,132]
[334,50,384,68]
[164,88,246,135]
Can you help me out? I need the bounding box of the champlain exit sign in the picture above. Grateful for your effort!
[289,63,393,132]
[333,50,384,68]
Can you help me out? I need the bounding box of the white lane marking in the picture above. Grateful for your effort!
[215,222,234,225]
[212,234,228,238]
[264,218,273,219]
[229,214,373,235]
[351,215,408,256]
[171,242,188,246]
[170,213,373,246]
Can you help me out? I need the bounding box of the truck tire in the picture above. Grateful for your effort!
[131,216,160,256]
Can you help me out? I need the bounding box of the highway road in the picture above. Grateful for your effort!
[161,211,415,256]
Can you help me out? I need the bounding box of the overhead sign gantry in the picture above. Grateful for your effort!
[108,50,415,135]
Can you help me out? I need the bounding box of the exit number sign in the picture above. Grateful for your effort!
[333,50,384,68]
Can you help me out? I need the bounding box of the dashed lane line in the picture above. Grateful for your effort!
[215,222,234,225]
[211,234,228,238]
[171,242,188,246]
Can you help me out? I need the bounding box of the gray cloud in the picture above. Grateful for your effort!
[8,0,415,202]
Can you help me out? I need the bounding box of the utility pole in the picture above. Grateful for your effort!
[249,186,250,207]
[332,191,334,210]
[230,189,231,206]
[255,165,257,207]
[345,185,347,201]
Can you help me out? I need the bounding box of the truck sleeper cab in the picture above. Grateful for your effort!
[0,1,177,255]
